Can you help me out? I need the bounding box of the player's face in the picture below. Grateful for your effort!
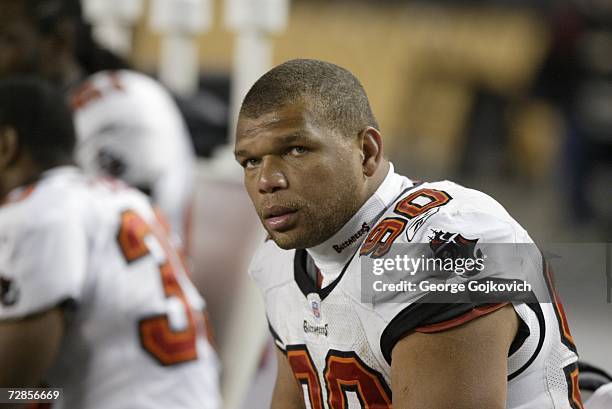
[0,2,41,78]
[235,103,367,249]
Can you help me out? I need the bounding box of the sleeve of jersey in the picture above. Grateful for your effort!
[376,208,525,364]
[0,215,87,320]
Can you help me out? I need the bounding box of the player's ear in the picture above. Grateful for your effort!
[358,127,383,177]
[0,127,18,169]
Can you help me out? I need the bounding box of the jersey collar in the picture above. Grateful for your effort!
[305,163,411,287]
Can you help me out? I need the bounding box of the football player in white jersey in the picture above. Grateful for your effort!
[71,69,197,249]
[0,0,196,249]
[234,59,583,408]
[0,78,221,408]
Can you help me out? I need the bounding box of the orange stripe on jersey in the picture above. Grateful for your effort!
[1,184,36,206]
[544,261,576,346]
[569,367,584,409]
[71,72,124,111]
[70,79,102,111]
[414,303,508,333]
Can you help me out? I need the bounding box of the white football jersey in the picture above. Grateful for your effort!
[0,167,221,409]
[71,70,196,245]
[249,166,583,409]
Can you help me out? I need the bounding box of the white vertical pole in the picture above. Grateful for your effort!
[198,28,272,182]
[225,0,289,146]
[220,4,289,408]
[202,0,289,181]
[159,34,201,96]
[228,30,273,146]
[91,23,133,57]
[150,0,212,97]
[81,0,144,57]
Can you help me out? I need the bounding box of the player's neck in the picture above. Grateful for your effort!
[365,160,391,200]
[306,163,407,280]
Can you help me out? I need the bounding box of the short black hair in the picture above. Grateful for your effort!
[0,76,75,167]
[239,59,379,137]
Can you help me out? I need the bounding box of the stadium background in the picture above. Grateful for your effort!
[77,0,612,407]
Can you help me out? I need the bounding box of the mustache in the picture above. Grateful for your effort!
[257,198,307,217]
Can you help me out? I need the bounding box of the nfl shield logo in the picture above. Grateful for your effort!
[307,293,322,322]
[311,300,321,319]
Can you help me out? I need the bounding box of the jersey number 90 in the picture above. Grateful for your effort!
[287,345,392,409]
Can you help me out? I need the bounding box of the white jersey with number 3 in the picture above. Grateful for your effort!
[0,167,220,409]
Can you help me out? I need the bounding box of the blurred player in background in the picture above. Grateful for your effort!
[235,59,582,408]
[0,77,220,408]
[0,0,197,248]
[71,70,197,251]
[0,0,127,90]
[0,3,267,407]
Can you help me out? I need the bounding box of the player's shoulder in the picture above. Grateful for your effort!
[397,179,514,220]
[364,179,531,252]
[0,167,148,232]
[0,168,88,228]
[248,238,296,293]
[417,180,529,241]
